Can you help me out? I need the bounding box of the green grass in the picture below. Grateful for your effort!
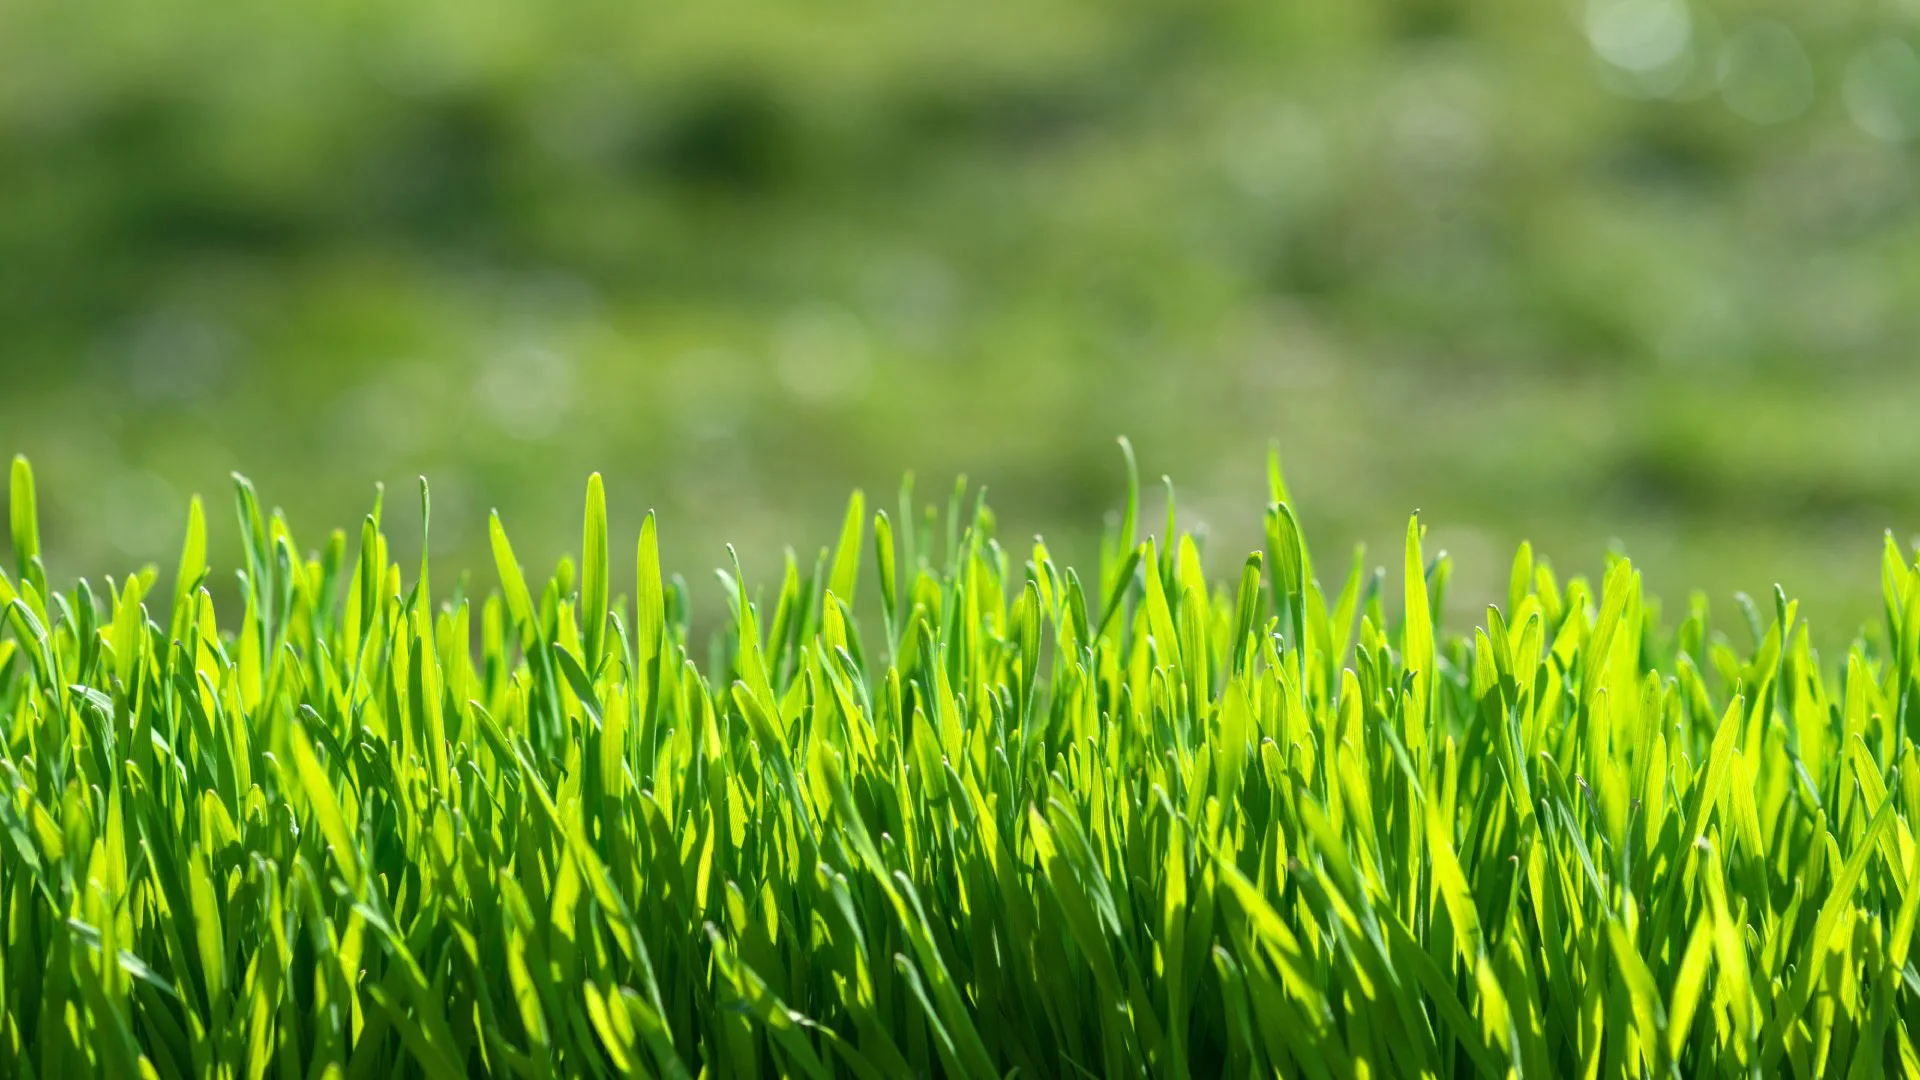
[3,443,1918,1077]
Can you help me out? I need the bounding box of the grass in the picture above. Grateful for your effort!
[2,440,1918,1078]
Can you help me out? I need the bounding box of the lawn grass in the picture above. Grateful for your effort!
[2,443,1916,1077]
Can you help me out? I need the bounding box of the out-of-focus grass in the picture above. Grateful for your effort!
[3,0,1918,639]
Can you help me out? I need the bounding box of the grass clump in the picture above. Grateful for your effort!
[1,444,1917,1078]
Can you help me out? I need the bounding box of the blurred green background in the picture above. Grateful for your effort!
[5,0,1920,639]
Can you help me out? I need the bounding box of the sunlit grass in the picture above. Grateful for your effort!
[1,442,1915,1077]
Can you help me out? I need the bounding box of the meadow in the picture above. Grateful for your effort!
[5,445,1919,1077]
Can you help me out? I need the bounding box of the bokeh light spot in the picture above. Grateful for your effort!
[1844,39,1920,142]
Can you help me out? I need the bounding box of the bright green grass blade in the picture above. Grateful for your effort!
[8,457,40,596]
[635,509,664,682]
[1106,436,1140,601]
[873,510,901,660]
[582,473,609,673]
[418,474,433,617]
[490,510,537,640]
[289,718,362,896]
[830,488,864,610]
[1667,915,1713,1061]
[1404,514,1434,768]
[1607,920,1669,1075]
[1267,504,1306,671]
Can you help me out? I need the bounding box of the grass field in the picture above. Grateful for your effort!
[5,446,1919,1077]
